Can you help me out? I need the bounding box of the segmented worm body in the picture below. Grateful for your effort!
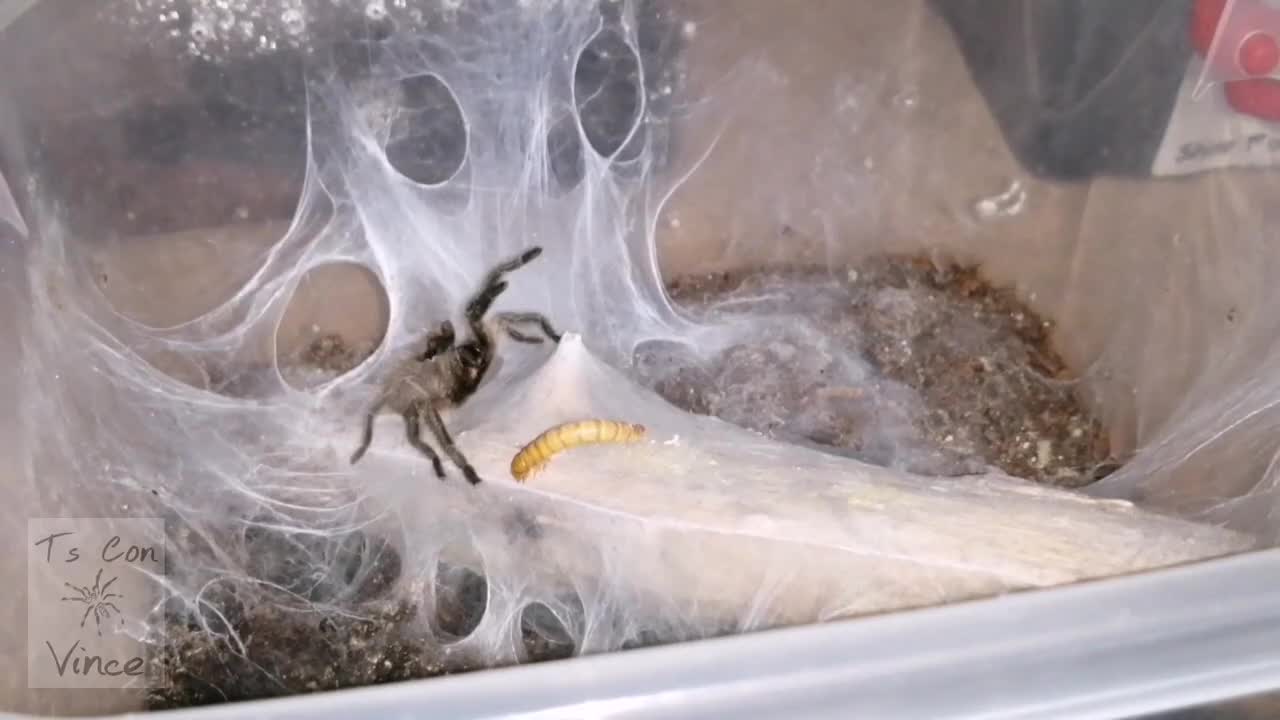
[510,419,647,481]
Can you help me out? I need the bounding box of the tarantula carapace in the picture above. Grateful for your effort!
[349,246,561,484]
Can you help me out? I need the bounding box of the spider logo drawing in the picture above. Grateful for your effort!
[61,568,124,637]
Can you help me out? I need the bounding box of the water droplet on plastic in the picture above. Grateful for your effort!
[973,179,1027,220]
[893,89,919,111]
[190,21,212,43]
[281,8,304,35]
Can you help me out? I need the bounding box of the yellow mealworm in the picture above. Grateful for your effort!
[510,419,647,481]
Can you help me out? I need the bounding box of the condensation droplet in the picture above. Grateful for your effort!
[973,179,1027,220]
[190,21,212,44]
[281,8,304,35]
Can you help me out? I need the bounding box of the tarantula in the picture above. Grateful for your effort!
[349,246,561,484]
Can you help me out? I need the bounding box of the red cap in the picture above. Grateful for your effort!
[1239,31,1280,75]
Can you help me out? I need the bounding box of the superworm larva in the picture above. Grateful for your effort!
[510,419,647,481]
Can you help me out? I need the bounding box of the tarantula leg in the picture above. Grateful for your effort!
[350,398,386,464]
[475,247,543,297]
[464,247,545,324]
[417,320,456,361]
[504,327,543,344]
[464,280,509,327]
[404,405,446,478]
[494,311,562,343]
[421,404,481,485]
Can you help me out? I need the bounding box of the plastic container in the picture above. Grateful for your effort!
[3,547,1280,719]
[6,0,1280,718]
[929,0,1195,179]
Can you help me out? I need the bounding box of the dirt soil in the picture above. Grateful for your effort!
[144,526,440,709]
[634,253,1118,487]
[147,598,450,708]
[144,525,582,709]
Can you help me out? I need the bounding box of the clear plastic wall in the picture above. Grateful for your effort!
[2,0,1278,715]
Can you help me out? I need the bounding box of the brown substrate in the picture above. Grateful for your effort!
[635,254,1117,487]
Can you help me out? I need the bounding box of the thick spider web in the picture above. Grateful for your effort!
[3,0,1264,705]
[17,0,771,674]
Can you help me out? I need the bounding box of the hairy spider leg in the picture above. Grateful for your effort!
[461,247,547,357]
[417,320,456,361]
[502,326,542,344]
[351,398,449,478]
[465,246,544,327]
[404,404,446,478]
[350,397,387,464]
[473,246,543,302]
[464,280,509,328]
[421,403,481,484]
[461,279,510,383]
[493,311,562,343]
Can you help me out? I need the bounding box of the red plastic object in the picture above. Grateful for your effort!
[1193,0,1280,122]
[1191,0,1229,56]
[1238,31,1280,75]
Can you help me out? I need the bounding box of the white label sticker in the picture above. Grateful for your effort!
[1153,56,1280,176]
